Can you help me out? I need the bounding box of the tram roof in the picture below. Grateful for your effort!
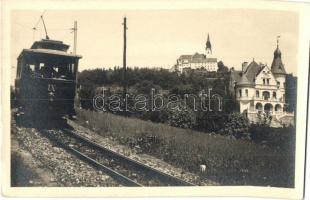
[18,48,82,60]
[31,39,70,51]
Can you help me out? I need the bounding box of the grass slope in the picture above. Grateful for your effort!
[76,109,295,187]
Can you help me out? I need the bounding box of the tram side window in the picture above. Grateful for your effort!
[68,63,75,79]
[39,63,45,69]
[23,64,35,76]
[26,64,35,72]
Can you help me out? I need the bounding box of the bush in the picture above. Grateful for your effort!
[196,111,227,132]
[140,110,169,123]
[250,125,295,152]
[167,107,196,129]
[257,112,272,126]
[221,113,250,139]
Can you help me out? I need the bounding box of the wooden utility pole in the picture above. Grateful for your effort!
[122,17,127,98]
[73,21,77,54]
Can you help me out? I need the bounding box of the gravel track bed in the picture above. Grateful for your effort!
[47,129,168,186]
[68,119,218,186]
[13,126,120,187]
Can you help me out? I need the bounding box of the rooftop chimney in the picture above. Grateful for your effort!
[242,62,248,73]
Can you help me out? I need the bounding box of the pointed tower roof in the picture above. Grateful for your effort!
[206,33,212,50]
[271,36,286,75]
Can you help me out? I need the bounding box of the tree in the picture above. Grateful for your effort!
[167,107,196,129]
[285,74,297,113]
[217,61,229,73]
[220,113,250,139]
[135,80,161,94]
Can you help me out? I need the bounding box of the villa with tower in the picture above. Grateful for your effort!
[230,37,294,124]
[172,34,218,73]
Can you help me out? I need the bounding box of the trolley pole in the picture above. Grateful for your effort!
[73,21,77,54]
[41,15,50,40]
[122,17,127,99]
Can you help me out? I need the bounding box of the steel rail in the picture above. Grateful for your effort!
[68,146,142,187]
[62,128,196,186]
[41,129,142,187]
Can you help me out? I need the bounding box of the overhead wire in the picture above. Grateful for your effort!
[32,10,74,40]
[60,30,74,40]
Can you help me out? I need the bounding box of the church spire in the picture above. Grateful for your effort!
[206,33,212,49]
[206,33,212,56]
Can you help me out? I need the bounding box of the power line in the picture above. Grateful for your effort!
[33,28,73,31]
[59,29,74,40]
[14,22,32,30]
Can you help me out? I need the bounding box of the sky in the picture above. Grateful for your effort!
[11,9,298,78]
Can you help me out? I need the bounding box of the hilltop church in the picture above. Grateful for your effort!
[230,38,294,123]
[172,34,218,73]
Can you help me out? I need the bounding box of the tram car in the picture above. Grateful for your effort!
[15,39,82,118]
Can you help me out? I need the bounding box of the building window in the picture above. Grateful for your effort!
[263,91,270,100]
[267,79,270,85]
[263,79,266,85]
[273,92,277,99]
[275,104,282,112]
[256,103,263,111]
[277,81,280,87]
[256,90,259,98]
[245,89,248,97]
[239,89,242,97]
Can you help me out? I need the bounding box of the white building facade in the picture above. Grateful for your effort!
[174,34,218,73]
[233,40,293,123]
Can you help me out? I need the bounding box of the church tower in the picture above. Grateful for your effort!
[271,36,287,101]
[206,33,212,57]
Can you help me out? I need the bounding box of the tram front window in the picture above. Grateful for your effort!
[24,60,76,80]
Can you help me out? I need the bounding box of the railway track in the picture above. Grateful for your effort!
[41,128,196,187]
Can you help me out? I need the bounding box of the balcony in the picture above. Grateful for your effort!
[253,96,284,103]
